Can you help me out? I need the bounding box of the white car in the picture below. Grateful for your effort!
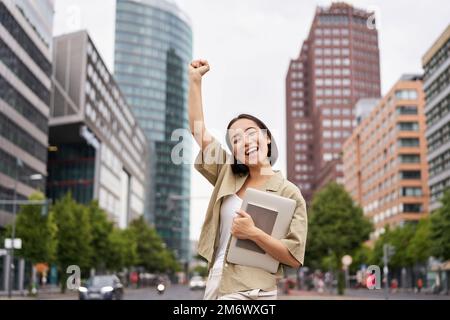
[189,276,206,290]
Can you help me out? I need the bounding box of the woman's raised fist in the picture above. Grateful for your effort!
[189,59,210,80]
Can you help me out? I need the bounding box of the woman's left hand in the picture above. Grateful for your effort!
[231,210,260,240]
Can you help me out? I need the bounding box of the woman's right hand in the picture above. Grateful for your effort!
[188,59,213,150]
[189,59,210,81]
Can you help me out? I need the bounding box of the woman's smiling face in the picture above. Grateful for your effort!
[228,118,271,167]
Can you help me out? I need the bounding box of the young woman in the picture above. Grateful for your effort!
[188,59,307,300]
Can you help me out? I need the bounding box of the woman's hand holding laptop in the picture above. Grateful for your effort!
[231,209,260,240]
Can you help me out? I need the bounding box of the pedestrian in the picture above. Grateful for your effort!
[130,271,138,289]
[189,59,308,300]
[390,278,398,293]
[417,278,423,293]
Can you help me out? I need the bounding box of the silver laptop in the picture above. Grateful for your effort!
[226,188,296,273]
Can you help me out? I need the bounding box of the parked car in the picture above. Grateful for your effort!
[79,275,124,300]
[189,276,206,290]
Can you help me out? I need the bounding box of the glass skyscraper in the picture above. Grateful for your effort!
[114,0,192,261]
[0,0,54,227]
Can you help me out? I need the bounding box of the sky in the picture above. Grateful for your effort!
[53,0,450,241]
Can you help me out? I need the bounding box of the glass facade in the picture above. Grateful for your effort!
[0,0,52,223]
[114,0,192,261]
[48,31,148,228]
[423,26,450,209]
[46,143,96,205]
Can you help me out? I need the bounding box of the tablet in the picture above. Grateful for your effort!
[226,188,296,273]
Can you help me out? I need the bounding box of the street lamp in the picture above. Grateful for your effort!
[7,159,43,298]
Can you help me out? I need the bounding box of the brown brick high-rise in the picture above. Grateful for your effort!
[286,2,381,203]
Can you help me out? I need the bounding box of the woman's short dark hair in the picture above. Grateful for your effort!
[225,114,278,176]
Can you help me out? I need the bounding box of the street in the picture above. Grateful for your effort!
[28,285,206,300]
[2,285,449,300]
[123,285,205,300]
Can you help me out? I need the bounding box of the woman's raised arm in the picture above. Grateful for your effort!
[188,59,213,150]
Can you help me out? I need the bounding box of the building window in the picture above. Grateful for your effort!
[398,138,420,147]
[395,90,418,100]
[402,187,422,197]
[400,170,421,180]
[342,108,351,116]
[396,105,418,115]
[403,203,423,213]
[399,154,421,163]
[343,120,351,127]
[397,122,419,131]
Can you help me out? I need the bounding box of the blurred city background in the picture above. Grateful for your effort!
[0,0,449,300]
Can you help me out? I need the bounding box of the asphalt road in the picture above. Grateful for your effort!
[3,285,448,300]
[123,285,205,300]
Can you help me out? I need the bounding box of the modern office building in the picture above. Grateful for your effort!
[114,0,192,261]
[286,2,381,203]
[0,0,54,227]
[47,30,148,228]
[343,75,429,240]
[422,24,450,211]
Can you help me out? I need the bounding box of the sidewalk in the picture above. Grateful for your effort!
[283,288,450,300]
[0,285,78,300]
[280,289,372,300]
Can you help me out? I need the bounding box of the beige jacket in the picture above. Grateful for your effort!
[194,137,308,294]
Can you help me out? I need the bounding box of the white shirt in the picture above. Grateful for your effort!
[212,194,243,272]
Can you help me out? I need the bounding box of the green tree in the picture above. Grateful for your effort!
[349,244,373,274]
[191,265,208,278]
[106,228,137,271]
[9,192,57,264]
[407,218,432,264]
[430,189,450,261]
[160,248,181,273]
[51,193,92,292]
[371,224,416,268]
[306,182,373,294]
[86,201,113,272]
[128,216,179,273]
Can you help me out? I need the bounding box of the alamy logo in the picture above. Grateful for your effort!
[66,265,81,290]
[366,265,381,290]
